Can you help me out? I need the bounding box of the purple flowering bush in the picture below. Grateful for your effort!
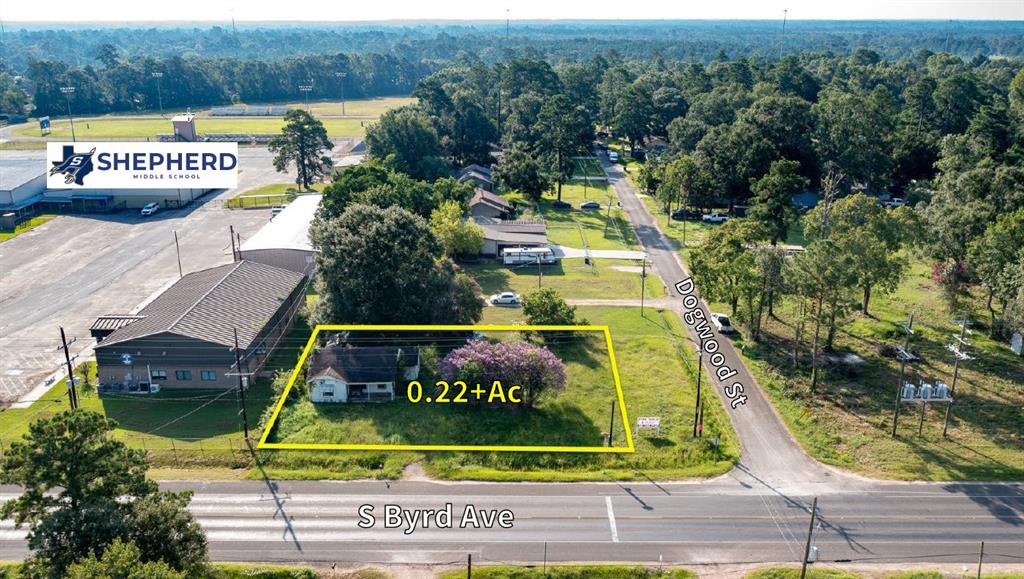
[438,340,567,407]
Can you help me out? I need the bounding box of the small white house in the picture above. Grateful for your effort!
[308,346,420,403]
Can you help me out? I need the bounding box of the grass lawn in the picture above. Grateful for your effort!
[257,306,739,481]
[15,117,368,139]
[0,214,57,243]
[572,157,606,178]
[715,256,1024,481]
[639,194,717,263]
[267,96,415,117]
[464,258,663,301]
[226,183,326,208]
[437,565,696,578]
[534,182,640,252]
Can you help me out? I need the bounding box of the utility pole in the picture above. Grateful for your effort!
[60,326,79,410]
[536,254,542,288]
[151,72,164,117]
[299,82,313,112]
[233,328,250,441]
[640,257,647,317]
[608,398,616,447]
[943,315,971,437]
[891,312,915,438]
[810,169,841,392]
[334,72,347,116]
[467,553,472,579]
[692,345,703,437]
[60,86,77,142]
[174,230,183,278]
[799,497,818,579]
[976,541,984,579]
[229,225,238,261]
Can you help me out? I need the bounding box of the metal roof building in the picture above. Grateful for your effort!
[94,260,306,390]
[239,194,322,274]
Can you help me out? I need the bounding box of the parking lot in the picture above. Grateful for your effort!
[0,148,295,404]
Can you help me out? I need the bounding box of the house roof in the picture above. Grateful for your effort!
[457,164,492,179]
[469,188,511,212]
[473,218,548,245]
[96,260,305,349]
[308,346,419,384]
[240,194,321,253]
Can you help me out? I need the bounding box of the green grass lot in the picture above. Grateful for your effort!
[572,157,606,178]
[464,258,663,301]
[267,96,415,117]
[437,565,696,578]
[226,183,326,208]
[533,181,640,252]
[0,214,57,243]
[639,195,717,262]
[15,117,368,139]
[713,255,1024,481]
[257,306,739,481]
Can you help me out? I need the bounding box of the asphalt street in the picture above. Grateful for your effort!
[2,479,1020,566]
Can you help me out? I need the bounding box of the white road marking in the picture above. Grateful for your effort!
[605,496,619,543]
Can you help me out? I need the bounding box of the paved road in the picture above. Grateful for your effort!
[0,149,286,404]
[2,479,1020,566]
[603,159,839,492]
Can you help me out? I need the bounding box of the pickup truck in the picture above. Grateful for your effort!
[701,212,729,223]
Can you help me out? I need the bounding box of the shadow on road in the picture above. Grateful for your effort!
[246,439,304,552]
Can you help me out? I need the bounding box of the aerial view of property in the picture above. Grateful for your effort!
[0,1,1022,577]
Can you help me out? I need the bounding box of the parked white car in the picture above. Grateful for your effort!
[140,202,160,216]
[702,212,729,223]
[710,312,735,333]
[489,292,522,306]
[881,197,906,208]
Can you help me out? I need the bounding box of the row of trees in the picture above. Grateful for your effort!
[8,22,1024,72]
[21,48,430,116]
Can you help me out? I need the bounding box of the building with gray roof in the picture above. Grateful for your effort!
[94,260,306,390]
[239,193,321,274]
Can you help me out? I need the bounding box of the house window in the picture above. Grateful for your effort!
[151,370,167,381]
[200,370,217,381]
[377,384,388,390]
[322,389,334,397]
[175,370,192,381]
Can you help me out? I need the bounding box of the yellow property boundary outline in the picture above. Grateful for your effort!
[257,324,635,453]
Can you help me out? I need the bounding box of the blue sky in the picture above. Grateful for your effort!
[2,0,1022,23]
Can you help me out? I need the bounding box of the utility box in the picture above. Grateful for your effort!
[919,383,933,400]
[901,383,916,400]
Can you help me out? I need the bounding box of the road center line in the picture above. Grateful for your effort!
[605,496,619,543]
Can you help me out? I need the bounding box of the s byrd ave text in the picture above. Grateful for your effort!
[358,504,515,535]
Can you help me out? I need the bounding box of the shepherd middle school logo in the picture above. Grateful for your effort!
[46,142,238,189]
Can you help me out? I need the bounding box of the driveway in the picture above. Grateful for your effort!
[0,148,296,405]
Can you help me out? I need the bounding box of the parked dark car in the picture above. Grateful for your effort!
[671,208,702,221]
[552,200,572,210]
[580,201,601,210]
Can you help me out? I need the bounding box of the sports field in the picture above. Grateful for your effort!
[11,96,414,140]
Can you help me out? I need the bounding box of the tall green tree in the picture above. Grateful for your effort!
[430,200,485,258]
[268,109,334,191]
[522,288,582,326]
[536,94,591,201]
[748,159,808,246]
[493,143,548,203]
[365,105,447,180]
[969,209,1024,332]
[311,204,483,325]
[0,411,207,578]
[613,83,655,151]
